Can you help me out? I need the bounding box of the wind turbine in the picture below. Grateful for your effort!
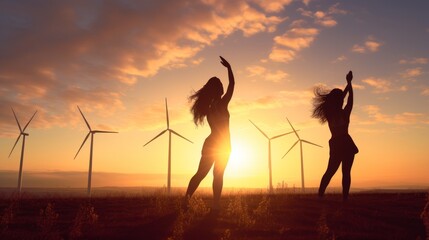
[249,120,295,193]
[143,98,193,193]
[74,106,118,197]
[8,108,37,193]
[282,118,322,190]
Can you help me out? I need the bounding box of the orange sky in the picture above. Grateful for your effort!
[0,0,428,190]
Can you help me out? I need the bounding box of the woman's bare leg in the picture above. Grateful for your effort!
[185,155,213,197]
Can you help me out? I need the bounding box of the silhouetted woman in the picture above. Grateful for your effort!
[312,71,358,201]
[185,56,234,210]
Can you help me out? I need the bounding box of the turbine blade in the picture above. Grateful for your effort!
[74,132,90,159]
[11,107,22,132]
[8,134,22,158]
[271,130,296,140]
[170,129,193,144]
[93,130,118,134]
[165,98,169,129]
[249,120,268,139]
[302,139,323,148]
[286,117,300,139]
[22,110,37,132]
[281,140,299,159]
[77,106,91,131]
[143,129,167,147]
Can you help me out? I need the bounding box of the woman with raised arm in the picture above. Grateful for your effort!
[312,71,358,201]
[185,56,235,210]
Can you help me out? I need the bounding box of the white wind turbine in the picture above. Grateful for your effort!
[74,106,118,197]
[249,120,295,193]
[8,108,37,193]
[282,118,322,190]
[143,98,192,193]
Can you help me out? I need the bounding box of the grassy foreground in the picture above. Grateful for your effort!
[0,191,428,239]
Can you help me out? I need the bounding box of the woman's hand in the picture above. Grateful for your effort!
[220,56,231,69]
[346,71,353,83]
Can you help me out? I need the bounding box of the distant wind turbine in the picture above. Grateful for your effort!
[74,106,118,197]
[8,107,37,193]
[249,120,295,193]
[143,98,193,193]
[282,118,322,190]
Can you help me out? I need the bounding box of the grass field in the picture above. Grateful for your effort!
[0,189,427,239]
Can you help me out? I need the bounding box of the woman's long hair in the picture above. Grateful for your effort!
[312,86,343,124]
[189,77,223,126]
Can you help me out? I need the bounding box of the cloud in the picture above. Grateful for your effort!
[246,65,289,83]
[332,55,347,63]
[230,89,314,114]
[361,77,407,93]
[268,3,345,63]
[352,36,383,53]
[252,0,293,13]
[298,3,346,27]
[302,0,311,6]
[362,105,428,125]
[273,27,319,50]
[421,88,429,96]
[269,47,296,62]
[399,57,428,65]
[400,67,423,78]
[269,27,319,62]
[0,0,288,134]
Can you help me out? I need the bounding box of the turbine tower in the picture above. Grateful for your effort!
[249,120,295,193]
[282,118,322,190]
[143,98,192,193]
[74,106,118,197]
[8,108,37,193]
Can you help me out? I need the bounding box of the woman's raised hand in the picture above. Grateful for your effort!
[346,71,353,83]
[220,56,231,69]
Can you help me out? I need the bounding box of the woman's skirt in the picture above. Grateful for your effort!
[329,134,359,157]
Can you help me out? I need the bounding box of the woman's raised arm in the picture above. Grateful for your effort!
[219,56,235,106]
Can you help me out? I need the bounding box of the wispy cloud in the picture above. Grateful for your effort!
[399,57,428,65]
[421,88,429,96]
[352,36,383,53]
[361,77,407,93]
[400,67,423,78]
[230,89,314,114]
[252,0,293,13]
[362,105,428,125]
[246,65,289,83]
[332,55,347,63]
[268,3,345,63]
[273,27,319,51]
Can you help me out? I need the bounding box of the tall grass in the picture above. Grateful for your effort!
[37,203,60,240]
[69,202,99,239]
[168,195,209,240]
[0,199,18,234]
[421,193,429,240]
[226,194,255,228]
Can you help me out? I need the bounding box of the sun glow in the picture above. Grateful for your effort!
[227,138,255,176]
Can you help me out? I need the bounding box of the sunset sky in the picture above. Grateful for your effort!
[1,0,428,190]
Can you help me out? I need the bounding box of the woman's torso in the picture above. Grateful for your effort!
[328,110,349,138]
[207,103,230,140]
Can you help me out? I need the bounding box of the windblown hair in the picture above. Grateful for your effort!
[189,77,223,126]
[312,86,343,124]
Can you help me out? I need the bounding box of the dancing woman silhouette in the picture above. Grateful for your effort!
[312,71,358,201]
[185,56,234,210]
